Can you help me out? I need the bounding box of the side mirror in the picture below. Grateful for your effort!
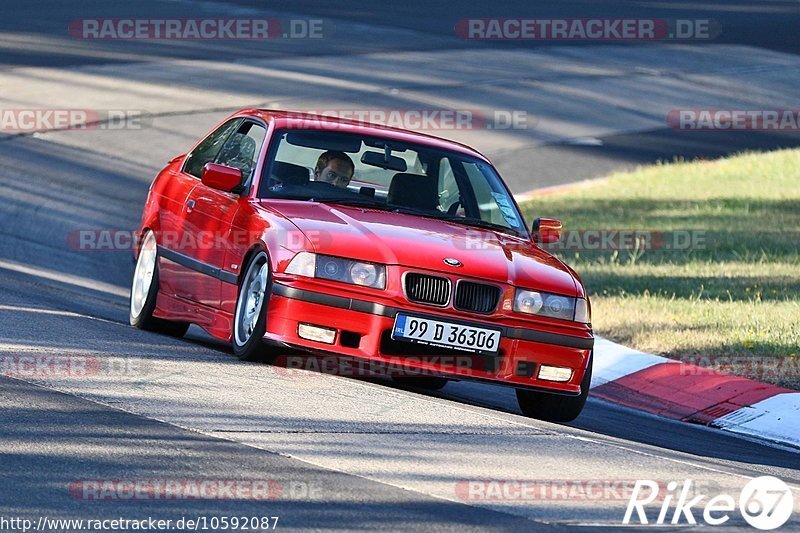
[202,162,242,193]
[532,217,562,244]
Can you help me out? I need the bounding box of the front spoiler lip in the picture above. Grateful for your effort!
[268,344,583,397]
[271,282,594,351]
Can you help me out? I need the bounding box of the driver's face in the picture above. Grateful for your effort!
[315,159,353,188]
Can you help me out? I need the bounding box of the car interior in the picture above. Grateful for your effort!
[257,130,526,235]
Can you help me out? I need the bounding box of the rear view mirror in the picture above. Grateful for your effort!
[202,163,242,192]
[361,151,407,172]
[285,131,362,152]
[363,139,407,152]
[532,217,562,244]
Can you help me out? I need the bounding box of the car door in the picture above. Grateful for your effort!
[157,117,243,299]
[178,119,267,309]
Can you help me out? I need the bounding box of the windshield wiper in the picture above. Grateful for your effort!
[389,205,442,217]
[388,207,524,237]
[321,198,392,209]
[437,215,523,237]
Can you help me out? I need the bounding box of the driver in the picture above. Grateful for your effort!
[313,150,354,189]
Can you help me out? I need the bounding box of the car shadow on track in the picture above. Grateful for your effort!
[178,328,800,472]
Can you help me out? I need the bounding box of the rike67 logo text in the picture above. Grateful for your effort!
[624,476,794,529]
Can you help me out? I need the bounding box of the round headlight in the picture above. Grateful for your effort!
[349,263,378,286]
[545,295,569,315]
[516,291,543,314]
[322,259,341,278]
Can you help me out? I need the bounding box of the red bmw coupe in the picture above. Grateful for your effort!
[130,109,594,422]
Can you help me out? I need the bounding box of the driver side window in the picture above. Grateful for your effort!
[215,121,267,181]
[183,118,241,178]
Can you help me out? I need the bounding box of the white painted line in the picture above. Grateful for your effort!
[0,304,96,319]
[0,342,110,355]
[0,259,128,298]
[565,137,604,146]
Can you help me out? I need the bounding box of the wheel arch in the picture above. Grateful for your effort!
[238,242,271,287]
[133,226,157,261]
[134,212,161,259]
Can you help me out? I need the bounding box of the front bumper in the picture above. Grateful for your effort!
[265,282,593,395]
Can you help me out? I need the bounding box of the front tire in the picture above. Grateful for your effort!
[233,251,275,361]
[129,231,190,337]
[516,354,593,423]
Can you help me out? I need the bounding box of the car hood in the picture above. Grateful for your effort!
[259,200,579,296]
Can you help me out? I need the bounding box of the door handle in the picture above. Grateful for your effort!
[187,199,195,213]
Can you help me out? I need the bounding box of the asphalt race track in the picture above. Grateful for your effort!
[1,1,799,530]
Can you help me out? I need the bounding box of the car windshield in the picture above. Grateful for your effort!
[258,129,528,237]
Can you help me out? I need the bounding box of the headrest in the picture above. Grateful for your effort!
[271,160,310,185]
[387,173,438,211]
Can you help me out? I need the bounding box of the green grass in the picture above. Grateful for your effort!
[519,149,800,388]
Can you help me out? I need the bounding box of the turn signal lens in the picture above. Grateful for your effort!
[538,365,573,382]
[574,298,590,324]
[298,323,336,344]
[285,252,316,277]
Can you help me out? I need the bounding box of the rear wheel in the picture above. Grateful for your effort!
[129,231,190,337]
[516,354,593,423]
[233,251,276,362]
[392,376,449,390]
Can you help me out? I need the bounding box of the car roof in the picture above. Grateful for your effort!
[236,108,491,162]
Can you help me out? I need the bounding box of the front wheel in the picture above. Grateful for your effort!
[129,231,190,337]
[233,251,276,362]
[516,354,593,423]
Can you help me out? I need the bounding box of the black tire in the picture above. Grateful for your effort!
[232,251,277,362]
[129,231,190,337]
[392,376,449,390]
[516,354,593,423]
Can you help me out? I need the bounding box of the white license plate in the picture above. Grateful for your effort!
[392,314,501,355]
